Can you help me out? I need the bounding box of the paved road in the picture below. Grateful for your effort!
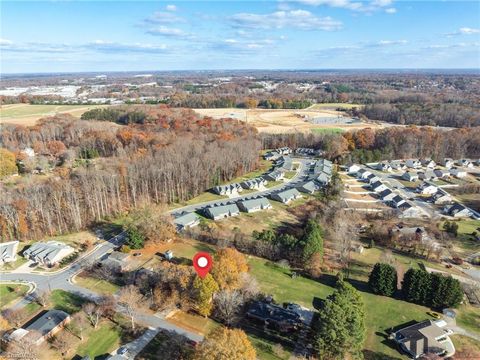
[169,157,312,216]
[0,231,203,343]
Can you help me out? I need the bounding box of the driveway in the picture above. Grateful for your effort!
[110,327,160,359]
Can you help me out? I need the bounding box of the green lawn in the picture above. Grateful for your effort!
[0,284,29,308]
[248,334,292,360]
[76,322,122,358]
[74,275,120,295]
[249,257,435,359]
[168,191,227,210]
[439,219,480,255]
[456,305,480,336]
[50,289,86,313]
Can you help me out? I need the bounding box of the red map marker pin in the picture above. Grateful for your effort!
[193,252,213,278]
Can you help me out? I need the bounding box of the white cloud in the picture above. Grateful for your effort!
[296,0,396,12]
[88,40,168,53]
[146,26,192,39]
[229,10,342,31]
[376,39,407,46]
[166,4,177,12]
[144,11,184,24]
[0,38,13,45]
[385,8,397,14]
[446,27,480,36]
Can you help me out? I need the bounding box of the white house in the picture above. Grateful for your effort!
[23,241,75,267]
[370,181,388,193]
[421,159,436,168]
[357,169,372,181]
[418,170,437,181]
[457,159,474,168]
[401,171,419,182]
[416,182,438,195]
[406,159,421,169]
[0,240,19,265]
[433,169,450,179]
[390,160,406,171]
[376,162,392,172]
[444,203,473,218]
[450,167,467,178]
[347,164,361,175]
[441,158,455,169]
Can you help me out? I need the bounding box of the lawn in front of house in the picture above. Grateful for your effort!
[50,289,86,313]
[248,256,435,359]
[248,334,292,360]
[168,191,227,210]
[0,284,29,308]
[439,219,480,255]
[75,321,122,359]
[456,305,480,336]
[450,335,480,359]
[74,274,120,295]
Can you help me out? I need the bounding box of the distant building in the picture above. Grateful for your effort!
[431,190,452,205]
[7,310,70,345]
[391,225,428,242]
[433,169,450,179]
[276,156,293,171]
[240,177,267,190]
[418,170,437,181]
[370,181,388,193]
[212,183,243,196]
[173,212,200,230]
[237,197,272,213]
[390,160,406,171]
[103,251,130,271]
[441,158,454,169]
[379,188,396,202]
[21,147,35,158]
[444,203,473,218]
[421,159,436,168]
[246,301,303,332]
[457,159,473,168]
[357,168,372,181]
[204,203,240,220]
[23,241,75,267]
[449,167,467,178]
[406,159,421,169]
[347,164,361,175]
[367,174,381,184]
[264,169,285,182]
[391,320,454,359]
[296,180,318,194]
[416,182,438,195]
[0,240,19,265]
[390,195,406,208]
[402,171,419,182]
[269,188,302,204]
[376,161,392,172]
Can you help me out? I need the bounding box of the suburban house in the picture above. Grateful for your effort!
[444,203,473,218]
[391,320,454,359]
[402,171,419,182]
[379,188,396,201]
[0,240,19,265]
[431,190,452,205]
[390,160,406,171]
[103,251,130,271]
[457,159,473,168]
[357,168,372,180]
[313,159,333,177]
[441,158,455,168]
[314,172,331,186]
[367,174,381,184]
[391,225,428,243]
[347,164,361,175]
[23,241,75,267]
[264,169,285,182]
[264,147,292,161]
[296,180,318,194]
[212,183,243,196]
[406,159,421,169]
[390,195,406,208]
[276,156,293,171]
[295,147,322,157]
[204,203,240,220]
[371,181,388,193]
[400,203,421,218]
[418,170,437,181]
[246,301,303,332]
[241,177,267,190]
[376,161,392,172]
[433,168,450,179]
[237,197,272,213]
[449,167,467,178]
[270,188,302,204]
[6,310,71,345]
[416,182,438,195]
[421,159,436,168]
[173,212,200,230]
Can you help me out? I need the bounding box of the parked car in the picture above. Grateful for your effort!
[118,347,128,355]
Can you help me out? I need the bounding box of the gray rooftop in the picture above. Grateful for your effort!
[174,212,200,226]
[25,309,69,336]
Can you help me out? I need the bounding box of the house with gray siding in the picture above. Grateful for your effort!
[264,169,285,181]
[237,197,272,213]
[212,183,243,196]
[297,181,318,194]
[23,241,75,267]
[173,212,200,230]
[241,177,267,190]
[204,203,240,220]
[269,188,302,204]
[0,240,19,265]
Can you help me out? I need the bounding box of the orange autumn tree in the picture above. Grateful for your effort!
[194,327,256,360]
[211,248,248,291]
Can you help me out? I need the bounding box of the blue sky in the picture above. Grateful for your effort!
[1,0,479,73]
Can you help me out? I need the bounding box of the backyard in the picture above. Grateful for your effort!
[0,283,29,308]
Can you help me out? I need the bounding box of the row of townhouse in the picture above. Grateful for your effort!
[0,240,75,268]
[264,147,292,161]
[401,167,468,182]
[374,158,479,173]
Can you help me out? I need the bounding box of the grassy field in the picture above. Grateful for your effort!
[74,274,120,295]
[50,289,86,313]
[439,219,480,255]
[249,256,437,359]
[0,104,110,126]
[0,284,29,308]
[456,304,480,336]
[311,127,345,134]
[451,335,480,358]
[248,334,292,360]
[76,321,122,358]
[166,310,219,336]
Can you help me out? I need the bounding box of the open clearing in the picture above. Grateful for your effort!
[0,104,110,126]
[194,107,384,133]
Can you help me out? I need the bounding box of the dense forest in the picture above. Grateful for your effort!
[0,106,260,241]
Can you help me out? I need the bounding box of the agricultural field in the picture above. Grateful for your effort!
[194,107,382,134]
[0,104,110,126]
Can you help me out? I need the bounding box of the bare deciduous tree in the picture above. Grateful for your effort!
[119,285,143,329]
[214,290,244,326]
